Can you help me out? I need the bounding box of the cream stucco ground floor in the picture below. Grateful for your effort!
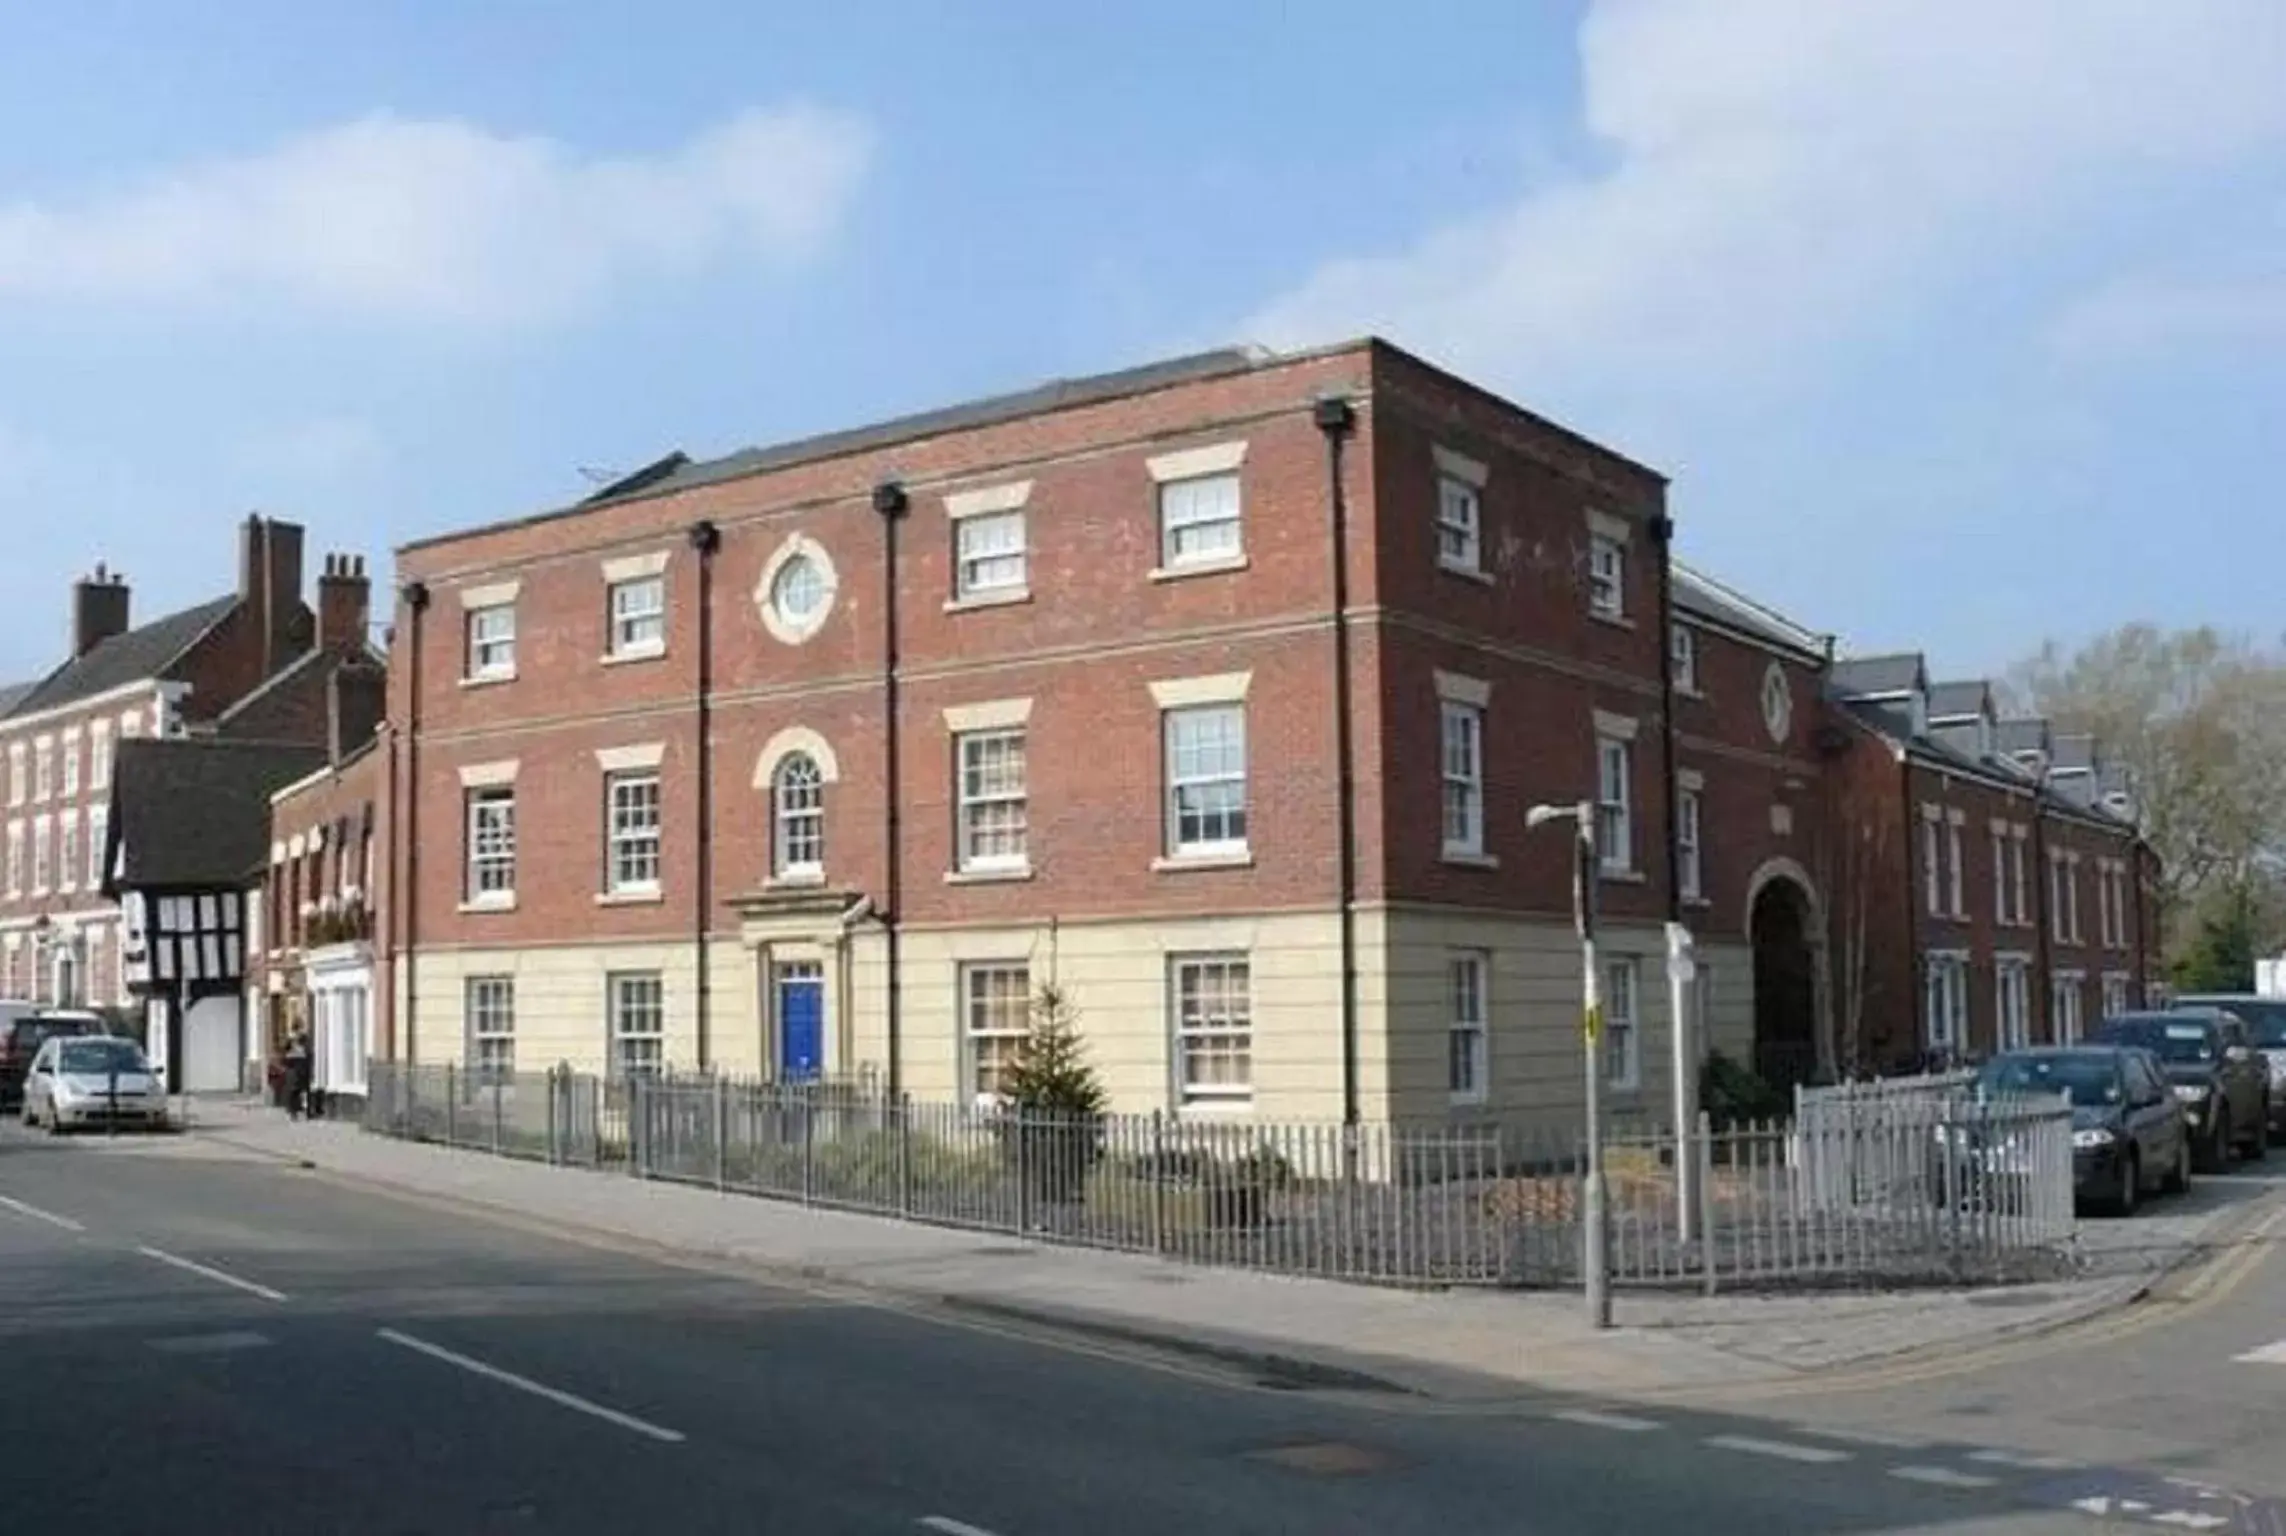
[391,899,1792,1130]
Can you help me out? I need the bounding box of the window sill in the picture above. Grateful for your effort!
[1438,560,1494,586]
[1148,554,1250,584]
[1682,894,1712,910]
[1589,609,1636,632]
[1441,849,1500,869]
[1675,685,1707,701]
[764,871,826,892]
[1175,1098,1254,1120]
[460,671,517,690]
[1448,1091,1489,1109]
[457,896,518,915]
[1598,866,1647,884]
[595,888,664,907]
[944,587,1032,614]
[945,864,1034,886]
[1153,850,1254,873]
[600,646,667,668]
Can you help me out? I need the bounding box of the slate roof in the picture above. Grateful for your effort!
[104,736,325,893]
[1672,563,1828,659]
[4,595,237,720]
[1830,652,1925,698]
[1838,698,2136,830]
[2052,733,2097,772]
[402,345,1284,555]
[0,680,30,716]
[1926,679,1991,720]
[1994,717,2051,756]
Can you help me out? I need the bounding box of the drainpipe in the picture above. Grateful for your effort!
[399,579,429,1065]
[2130,843,2148,1006]
[687,519,720,1071]
[1900,756,1919,1070]
[1312,397,1361,1136]
[873,480,910,1097]
[2031,794,2053,1039]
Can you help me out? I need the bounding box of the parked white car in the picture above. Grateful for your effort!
[20,1035,169,1133]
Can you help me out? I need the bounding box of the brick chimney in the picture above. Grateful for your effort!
[71,563,131,658]
[317,554,371,655]
[238,514,307,677]
[327,659,386,765]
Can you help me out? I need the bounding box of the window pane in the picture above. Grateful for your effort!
[1159,474,1242,564]
[1173,955,1252,1103]
[958,731,1028,867]
[963,963,1030,1100]
[773,755,824,875]
[1166,705,1247,852]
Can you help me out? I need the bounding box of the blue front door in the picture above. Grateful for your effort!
[777,965,824,1082]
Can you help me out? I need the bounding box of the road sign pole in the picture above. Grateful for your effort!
[1577,800,1611,1331]
[1668,920,1700,1244]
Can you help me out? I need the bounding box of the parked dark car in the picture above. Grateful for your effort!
[2170,994,2286,1144]
[2089,1009,2270,1171]
[1971,1046,2191,1215]
[0,1009,105,1114]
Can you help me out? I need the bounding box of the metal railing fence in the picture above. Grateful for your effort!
[362,1062,2076,1292]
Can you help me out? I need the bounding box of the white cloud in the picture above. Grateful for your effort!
[0,104,873,325]
[2051,271,2286,358]
[1245,1,2286,396]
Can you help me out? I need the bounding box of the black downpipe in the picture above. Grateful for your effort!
[2031,797,2053,1038]
[687,520,721,1070]
[873,480,910,1097]
[400,580,430,1065]
[1900,756,1920,1069]
[1650,514,1680,926]
[1312,397,1361,1131]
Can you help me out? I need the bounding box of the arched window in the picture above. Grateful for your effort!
[773,753,824,879]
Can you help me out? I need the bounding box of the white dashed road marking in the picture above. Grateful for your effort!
[2231,1338,2286,1364]
[137,1246,288,1302]
[149,1330,273,1355]
[1888,1465,1998,1489]
[918,1518,1004,1536]
[1703,1434,1853,1464]
[0,1192,86,1231]
[377,1328,686,1444]
[1967,1449,2079,1470]
[1552,1408,1663,1432]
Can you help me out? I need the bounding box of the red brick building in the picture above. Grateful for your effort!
[1824,656,2157,1074]
[373,337,2157,1121]
[379,340,1841,1125]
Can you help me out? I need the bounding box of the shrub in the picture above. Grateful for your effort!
[1700,1050,1790,1129]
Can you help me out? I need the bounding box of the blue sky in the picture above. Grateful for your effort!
[2,0,2281,688]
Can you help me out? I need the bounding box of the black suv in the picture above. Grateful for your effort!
[2170,994,2286,1145]
[2090,1009,2271,1171]
[0,1010,104,1114]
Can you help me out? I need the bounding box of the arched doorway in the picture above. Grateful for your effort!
[1750,878,1819,1090]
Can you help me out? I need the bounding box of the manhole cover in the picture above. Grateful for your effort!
[1247,1442,1392,1477]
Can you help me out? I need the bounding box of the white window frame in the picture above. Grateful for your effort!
[2065,853,2083,943]
[960,961,1031,1105]
[466,976,516,1084]
[1440,701,1485,858]
[1991,824,2010,924]
[1924,952,1969,1055]
[1995,957,2031,1053]
[955,729,1029,873]
[1677,786,1704,902]
[1436,476,1482,575]
[57,809,79,892]
[1587,535,1626,619]
[33,738,53,802]
[607,575,667,659]
[60,730,80,798]
[90,721,112,792]
[31,814,51,894]
[607,972,666,1078]
[1945,815,1965,918]
[1596,736,1633,875]
[6,743,22,806]
[1156,471,1244,570]
[2052,970,2085,1042]
[4,820,21,897]
[87,805,107,890]
[954,509,1029,600]
[465,787,516,905]
[2010,829,2031,927]
[1670,623,1699,693]
[1170,952,1252,1109]
[2101,972,2132,1019]
[1603,957,1640,1089]
[1922,809,1942,916]
[466,603,517,680]
[605,771,662,894]
[771,753,825,881]
[1163,703,1248,859]
[1448,952,1488,1104]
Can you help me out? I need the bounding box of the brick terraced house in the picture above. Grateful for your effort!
[0,517,378,1033]
[382,339,1849,1126]
[1824,656,2158,1073]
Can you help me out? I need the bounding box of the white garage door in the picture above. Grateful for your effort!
[181,996,242,1093]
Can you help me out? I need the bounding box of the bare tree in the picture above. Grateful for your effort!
[1822,807,1893,1078]
[2010,623,2286,951]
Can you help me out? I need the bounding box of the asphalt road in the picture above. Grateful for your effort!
[4,1124,2284,1536]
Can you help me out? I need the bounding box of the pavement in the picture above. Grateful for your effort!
[8,1112,2286,1535]
[148,1096,2286,1400]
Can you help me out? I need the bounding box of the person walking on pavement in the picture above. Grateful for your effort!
[284,1029,313,1121]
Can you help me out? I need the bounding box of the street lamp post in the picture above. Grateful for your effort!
[1527,797,1611,1331]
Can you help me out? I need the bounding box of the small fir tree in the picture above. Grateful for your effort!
[1000,981,1107,1119]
